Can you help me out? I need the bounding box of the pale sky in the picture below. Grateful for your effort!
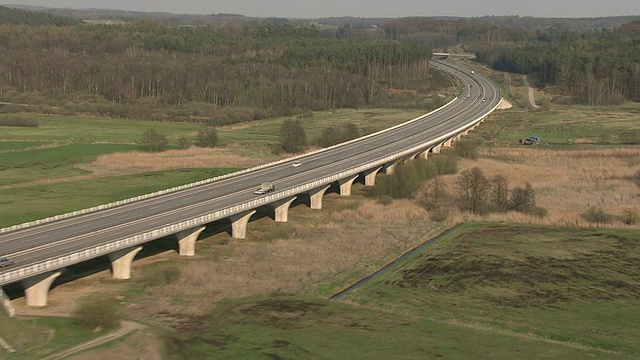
[4,0,640,18]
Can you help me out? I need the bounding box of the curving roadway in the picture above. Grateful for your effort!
[0,60,500,286]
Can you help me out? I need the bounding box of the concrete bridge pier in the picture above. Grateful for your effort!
[23,271,61,307]
[443,138,453,147]
[176,226,206,256]
[384,160,400,175]
[418,149,429,160]
[273,197,296,223]
[338,175,359,196]
[363,166,382,186]
[229,210,256,239]
[309,185,331,210]
[431,144,442,154]
[109,246,143,280]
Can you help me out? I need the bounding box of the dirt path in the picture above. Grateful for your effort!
[522,75,539,108]
[12,308,146,360]
[42,320,145,360]
[441,318,621,355]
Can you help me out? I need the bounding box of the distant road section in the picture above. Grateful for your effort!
[523,75,539,108]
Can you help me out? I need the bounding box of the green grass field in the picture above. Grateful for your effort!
[0,114,206,144]
[159,223,640,359]
[217,108,425,156]
[0,313,110,359]
[479,104,640,147]
[0,143,141,186]
[0,109,425,228]
[0,168,238,228]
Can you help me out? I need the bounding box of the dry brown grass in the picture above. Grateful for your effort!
[119,197,442,317]
[438,147,640,227]
[14,146,640,323]
[78,147,264,176]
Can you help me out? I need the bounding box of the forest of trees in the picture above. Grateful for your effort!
[474,23,640,105]
[0,7,442,122]
[382,16,640,106]
[1,5,638,120]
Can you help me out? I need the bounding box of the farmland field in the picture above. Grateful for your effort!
[155,223,640,359]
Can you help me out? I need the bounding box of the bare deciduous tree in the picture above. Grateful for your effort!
[510,183,536,213]
[455,167,490,214]
[491,175,510,212]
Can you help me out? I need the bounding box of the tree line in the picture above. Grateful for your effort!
[474,24,640,105]
[0,17,436,121]
[380,16,640,105]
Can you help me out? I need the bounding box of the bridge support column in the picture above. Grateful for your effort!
[462,129,470,136]
[418,150,429,160]
[443,139,453,147]
[338,175,358,196]
[230,210,256,239]
[273,197,296,223]
[309,185,330,210]
[176,226,206,256]
[384,160,400,175]
[431,144,442,154]
[364,167,382,186]
[23,271,61,307]
[109,246,143,280]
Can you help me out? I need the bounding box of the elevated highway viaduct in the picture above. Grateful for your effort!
[0,60,502,307]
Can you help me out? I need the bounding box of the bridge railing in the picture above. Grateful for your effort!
[0,98,459,235]
[0,97,501,287]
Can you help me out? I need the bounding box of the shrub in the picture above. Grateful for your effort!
[279,119,307,153]
[145,265,181,286]
[378,195,393,206]
[141,128,169,152]
[455,139,481,159]
[317,122,360,147]
[0,116,39,127]
[196,127,219,148]
[530,206,549,218]
[510,183,536,213]
[175,136,191,149]
[429,208,450,222]
[582,206,613,224]
[299,110,314,119]
[73,297,121,330]
[621,208,639,225]
[432,155,458,175]
[207,114,231,127]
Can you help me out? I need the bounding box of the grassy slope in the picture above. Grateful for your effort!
[161,224,640,359]
[0,168,238,228]
[483,106,640,147]
[0,114,206,143]
[0,144,140,186]
[0,109,424,228]
[0,312,110,359]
